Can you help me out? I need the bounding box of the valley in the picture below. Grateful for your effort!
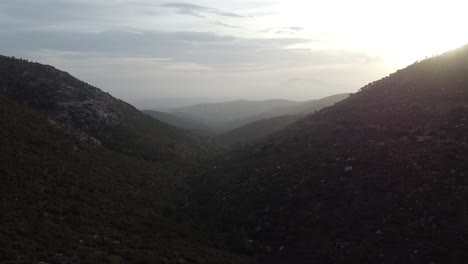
[1,44,468,264]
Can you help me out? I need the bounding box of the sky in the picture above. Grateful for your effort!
[1,0,467,102]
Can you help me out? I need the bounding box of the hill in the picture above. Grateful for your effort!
[276,93,351,115]
[191,44,468,263]
[171,99,302,133]
[142,110,215,136]
[214,115,301,147]
[170,95,349,135]
[0,95,252,264]
[0,55,203,161]
[133,97,231,111]
[213,94,350,147]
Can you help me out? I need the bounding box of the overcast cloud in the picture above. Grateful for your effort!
[1,0,467,101]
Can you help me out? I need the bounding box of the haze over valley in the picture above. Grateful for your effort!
[1,1,468,264]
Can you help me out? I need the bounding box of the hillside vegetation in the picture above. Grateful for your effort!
[0,95,253,264]
[3,43,468,264]
[192,44,468,264]
[0,55,204,162]
[0,56,253,263]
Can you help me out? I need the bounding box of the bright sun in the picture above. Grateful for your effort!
[272,0,468,66]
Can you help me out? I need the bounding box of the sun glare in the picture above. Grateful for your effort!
[272,0,468,67]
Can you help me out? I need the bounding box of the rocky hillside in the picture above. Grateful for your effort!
[0,55,204,161]
[0,95,253,264]
[191,44,468,264]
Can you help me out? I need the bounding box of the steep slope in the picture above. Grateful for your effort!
[192,44,468,264]
[143,110,215,136]
[0,55,203,161]
[0,95,253,264]
[214,115,300,147]
[213,94,350,147]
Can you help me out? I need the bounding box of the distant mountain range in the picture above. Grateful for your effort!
[142,94,350,139]
[213,94,351,146]
[171,99,301,133]
[142,110,215,136]
[132,97,232,111]
[213,115,301,147]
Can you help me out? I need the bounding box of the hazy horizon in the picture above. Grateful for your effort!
[1,0,467,102]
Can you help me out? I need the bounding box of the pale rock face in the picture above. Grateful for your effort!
[0,55,143,148]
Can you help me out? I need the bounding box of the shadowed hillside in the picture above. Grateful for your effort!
[3,43,468,264]
[0,95,252,264]
[191,44,468,264]
[0,55,204,162]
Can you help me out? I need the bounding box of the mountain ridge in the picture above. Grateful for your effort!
[167,94,350,135]
[191,43,468,264]
[0,55,205,161]
[213,93,350,146]
[143,109,215,136]
[214,115,300,147]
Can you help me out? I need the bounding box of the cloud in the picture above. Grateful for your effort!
[0,0,396,101]
[0,29,379,72]
[0,0,134,32]
[160,2,245,18]
[210,21,242,29]
[261,27,305,35]
[288,27,304,31]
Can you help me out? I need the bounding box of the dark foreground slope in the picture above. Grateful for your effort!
[0,56,203,161]
[0,56,252,263]
[192,44,468,263]
[0,95,252,264]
